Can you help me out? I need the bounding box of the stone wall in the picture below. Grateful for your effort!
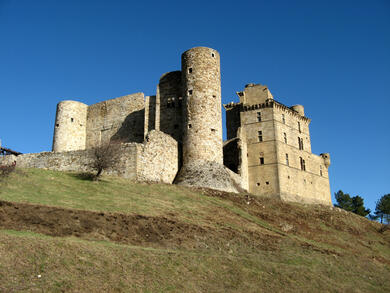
[1,144,138,179]
[86,93,145,148]
[1,131,178,183]
[137,130,178,184]
[144,95,157,138]
[157,71,183,143]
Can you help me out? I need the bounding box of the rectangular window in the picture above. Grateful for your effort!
[298,137,304,150]
[285,153,289,166]
[320,165,323,176]
[298,121,301,133]
[300,157,306,171]
[282,114,285,124]
[257,112,261,122]
[283,132,287,144]
[258,131,263,142]
[260,157,264,165]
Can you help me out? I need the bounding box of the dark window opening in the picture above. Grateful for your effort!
[266,181,269,185]
[260,157,264,165]
[211,53,215,57]
[298,137,304,150]
[188,90,193,95]
[212,95,216,98]
[56,124,59,127]
[283,132,287,144]
[211,128,216,132]
[257,112,261,122]
[288,176,290,179]
[71,118,74,122]
[188,68,192,73]
[298,121,301,133]
[256,182,260,186]
[286,153,289,166]
[300,157,306,171]
[188,124,192,128]
[258,131,263,142]
[320,165,323,176]
[282,114,285,124]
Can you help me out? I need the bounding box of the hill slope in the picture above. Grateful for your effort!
[0,169,389,292]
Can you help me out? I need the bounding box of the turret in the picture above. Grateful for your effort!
[180,47,223,165]
[321,153,331,168]
[291,104,305,116]
[52,100,88,152]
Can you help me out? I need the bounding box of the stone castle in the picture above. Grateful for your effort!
[1,47,332,205]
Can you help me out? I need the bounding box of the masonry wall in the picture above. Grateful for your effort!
[144,95,157,138]
[225,105,241,140]
[137,130,178,184]
[241,106,279,197]
[2,131,178,183]
[1,144,138,179]
[86,93,145,148]
[157,71,183,143]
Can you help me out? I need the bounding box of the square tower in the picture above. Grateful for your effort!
[224,84,332,205]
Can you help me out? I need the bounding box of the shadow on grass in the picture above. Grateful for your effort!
[69,172,96,181]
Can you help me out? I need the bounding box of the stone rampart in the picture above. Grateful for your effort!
[1,131,177,183]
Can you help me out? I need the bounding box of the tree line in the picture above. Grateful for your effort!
[334,190,390,224]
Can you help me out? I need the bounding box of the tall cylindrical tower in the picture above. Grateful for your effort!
[181,47,223,165]
[52,100,88,152]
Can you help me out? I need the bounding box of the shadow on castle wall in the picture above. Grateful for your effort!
[111,109,145,143]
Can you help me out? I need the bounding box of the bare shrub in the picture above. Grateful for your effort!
[90,141,122,180]
[0,161,16,181]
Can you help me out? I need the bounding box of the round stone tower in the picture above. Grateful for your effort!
[52,100,88,152]
[181,46,223,165]
[175,47,239,193]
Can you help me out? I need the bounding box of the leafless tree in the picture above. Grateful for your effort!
[0,161,16,181]
[90,141,122,180]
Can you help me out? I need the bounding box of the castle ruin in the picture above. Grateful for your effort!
[0,47,332,205]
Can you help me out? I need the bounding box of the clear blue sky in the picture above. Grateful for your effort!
[1,0,389,211]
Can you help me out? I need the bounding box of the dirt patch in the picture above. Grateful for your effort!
[0,200,279,250]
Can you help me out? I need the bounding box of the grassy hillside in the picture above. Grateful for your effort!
[0,169,389,292]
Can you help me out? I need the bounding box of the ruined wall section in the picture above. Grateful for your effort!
[137,130,178,184]
[144,95,156,138]
[2,144,138,179]
[224,103,241,140]
[157,71,183,143]
[86,93,145,148]
[52,101,88,152]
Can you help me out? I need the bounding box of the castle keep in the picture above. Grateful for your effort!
[1,47,332,205]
